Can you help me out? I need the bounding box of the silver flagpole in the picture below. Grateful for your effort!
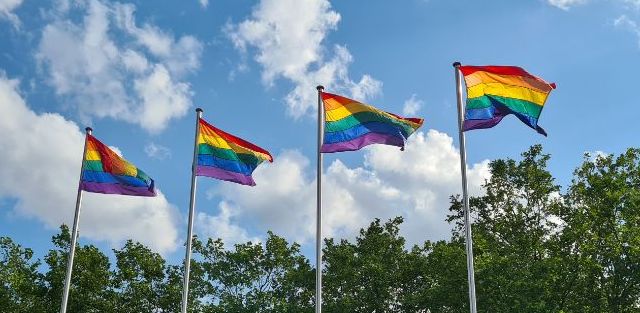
[453,62,478,313]
[60,126,92,313]
[315,85,324,313]
[181,108,203,313]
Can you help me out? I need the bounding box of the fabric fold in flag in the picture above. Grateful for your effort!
[80,135,156,197]
[320,92,424,153]
[196,118,273,186]
[459,65,556,136]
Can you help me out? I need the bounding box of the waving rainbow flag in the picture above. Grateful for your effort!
[196,118,273,186]
[321,92,424,153]
[80,135,156,197]
[459,65,555,136]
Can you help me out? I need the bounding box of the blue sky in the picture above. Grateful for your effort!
[0,0,637,263]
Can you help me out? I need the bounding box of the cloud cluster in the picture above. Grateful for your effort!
[37,0,202,133]
[615,14,640,47]
[144,142,172,160]
[0,73,179,254]
[199,130,490,247]
[226,0,382,118]
[402,94,424,116]
[196,201,261,246]
[0,0,23,27]
[548,0,640,11]
[547,0,587,10]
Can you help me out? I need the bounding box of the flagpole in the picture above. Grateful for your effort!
[181,108,203,313]
[59,127,92,313]
[316,85,324,313]
[453,62,478,313]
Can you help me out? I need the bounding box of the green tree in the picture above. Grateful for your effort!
[323,217,409,312]
[4,145,640,313]
[193,232,313,312]
[157,256,207,313]
[558,149,640,312]
[0,236,47,312]
[448,145,563,313]
[42,225,114,313]
[112,240,167,312]
[407,239,468,313]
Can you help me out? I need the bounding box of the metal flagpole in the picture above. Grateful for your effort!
[60,126,92,313]
[315,85,324,313]
[181,108,203,313]
[453,62,478,313]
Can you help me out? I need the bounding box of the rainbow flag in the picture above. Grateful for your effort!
[459,65,556,136]
[80,135,156,197]
[321,92,424,153]
[196,118,273,186]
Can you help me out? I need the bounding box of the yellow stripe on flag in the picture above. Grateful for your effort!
[467,83,548,106]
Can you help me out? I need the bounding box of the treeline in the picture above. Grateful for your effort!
[2,145,640,312]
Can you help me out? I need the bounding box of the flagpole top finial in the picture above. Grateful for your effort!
[85,127,92,133]
[453,62,461,67]
[316,85,324,91]
[196,108,203,113]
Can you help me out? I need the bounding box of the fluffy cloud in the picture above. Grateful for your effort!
[196,202,260,246]
[144,142,171,160]
[37,0,202,133]
[227,0,382,118]
[201,130,490,246]
[0,0,23,27]
[0,73,179,254]
[615,14,640,47]
[199,0,209,9]
[547,0,588,10]
[402,94,423,116]
[622,0,640,9]
[203,150,316,243]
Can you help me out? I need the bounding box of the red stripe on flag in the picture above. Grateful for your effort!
[199,118,273,162]
[459,65,556,89]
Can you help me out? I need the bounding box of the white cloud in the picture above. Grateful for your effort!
[205,150,316,243]
[134,65,192,133]
[201,131,490,246]
[623,0,640,9]
[0,0,23,27]
[144,142,172,160]
[112,3,202,76]
[547,0,587,10]
[108,145,123,157]
[227,0,382,118]
[586,150,609,162]
[402,94,423,116]
[615,14,640,47]
[121,49,150,73]
[549,0,640,11]
[37,0,202,133]
[0,73,179,254]
[195,202,260,246]
[199,0,209,9]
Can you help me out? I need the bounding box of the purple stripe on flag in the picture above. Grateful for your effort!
[462,116,504,132]
[196,166,256,186]
[321,132,405,153]
[80,182,156,197]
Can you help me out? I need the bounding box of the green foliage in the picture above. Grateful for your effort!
[43,225,114,313]
[2,145,640,312]
[0,237,46,313]
[323,217,407,312]
[193,232,314,312]
[112,240,167,312]
[558,149,640,312]
[448,144,563,313]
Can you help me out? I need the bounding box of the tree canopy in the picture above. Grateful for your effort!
[2,145,640,312]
